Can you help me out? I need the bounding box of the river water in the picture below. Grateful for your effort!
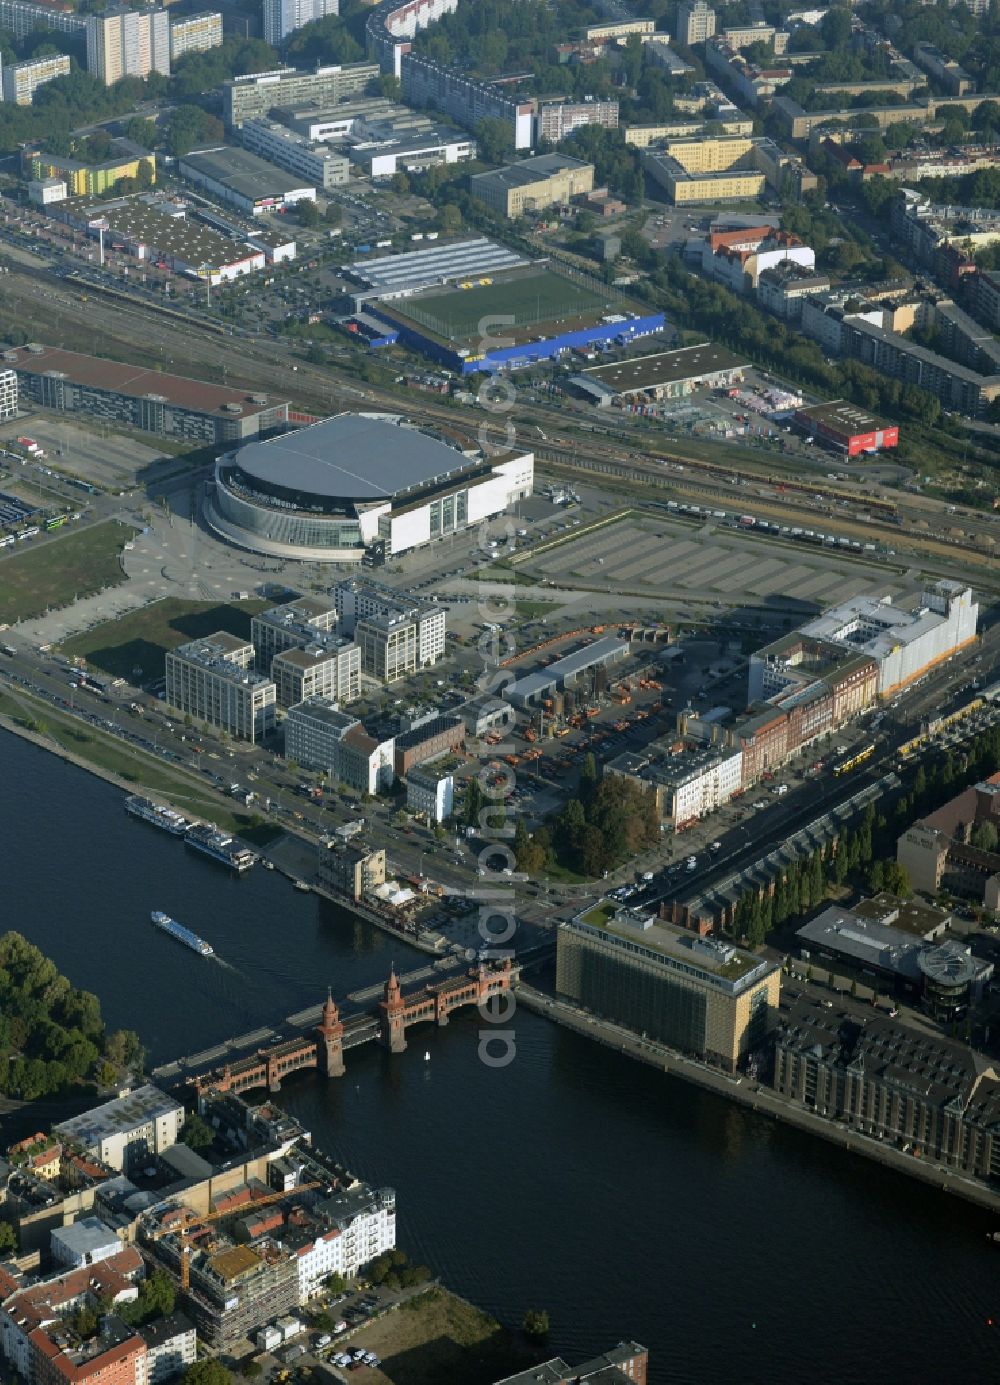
[2,730,998,1384]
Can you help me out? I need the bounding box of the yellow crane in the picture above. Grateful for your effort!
[151,1181,323,1289]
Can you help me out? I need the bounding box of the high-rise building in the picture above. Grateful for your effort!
[677,0,716,46]
[86,7,171,85]
[0,0,86,41]
[263,0,338,47]
[169,10,223,62]
[165,631,277,742]
[2,53,71,105]
[0,368,17,420]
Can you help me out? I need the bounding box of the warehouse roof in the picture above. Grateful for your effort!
[346,236,529,296]
[2,343,283,419]
[180,145,314,199]
[582,343,745,394]
[505,636,628,703]
[231,413,475,501]
[794,398,891,435]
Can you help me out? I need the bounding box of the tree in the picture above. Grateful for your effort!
[971,820,999,853]
[391,171,410,195]
[180,1110,215,1153]
[242,1364,262,1380]
[523,1309,550,1341]
[436,203,462,236]
[0,1222,16,1255]
[325,202,342,226]
[184,1362,232,1385]
[297,198,320,228]
[325,1272,348,1294]
[463,777,484,830]
[475,116,515,164]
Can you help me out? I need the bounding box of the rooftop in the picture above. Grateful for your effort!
[795,398,892,435]
[505,636,628,702]
[2,344,284,420]
[582,343,745,393]
[288,696,358,732]
[180,145,315,199]
[567,903,770,990]
[470,152,593,191]
[230,413,474,502]
[54,1085,182,1148]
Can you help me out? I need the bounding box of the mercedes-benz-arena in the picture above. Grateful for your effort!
[206,412,534,562]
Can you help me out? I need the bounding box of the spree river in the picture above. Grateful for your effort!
[2,730,998,1384]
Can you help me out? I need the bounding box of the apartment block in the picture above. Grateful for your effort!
[1,53,70,105]
[87,7,171,85]
[224,62,381,129]
[0,368,16,420]
[534,98,618,145]
[169,10,223,61]
[557,906,779,1070]
[242,116,350,189]
[263,0,339,47]
[0,0,86,40]
[677,0,715,45]
[842,317,1000,418]
[470,153,595,218]
[400,52,534,149]
[165,631,277,742]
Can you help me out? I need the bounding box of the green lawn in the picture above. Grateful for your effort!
[0,520,137,624]
[62,597,268,683]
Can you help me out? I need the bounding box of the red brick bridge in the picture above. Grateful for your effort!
[192,960,513,1096]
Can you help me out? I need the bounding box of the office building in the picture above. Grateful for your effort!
[271,642,360,708]
[400,52,534,149]
[285,699,395,793]
[773,990,1000,1182]
[165,631,277,742]
[534,99,618,146]
[87,7,171,85]
[344,115,474,178]
[557,904,780,1070]
[796,582,978,698]
[334,577,445,670]
[898,771,1000,907]
[318,840,386,900]
[394,715,464,775]
[54,1086,184,1173]
[3,343,287,444]
[241,116,350,189]
[0,0,85,40]
[224,61,380,129]
[263,0,338,47]
[406,763,454,822]
[169,10,223,61]
[677,0,716,45]
[470,153,595,219]
[251,596,338,670]
[2,53,70,105]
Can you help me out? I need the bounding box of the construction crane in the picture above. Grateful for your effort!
[150,1181,323,1289]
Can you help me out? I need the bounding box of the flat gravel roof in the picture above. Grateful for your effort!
[232,413,473,501]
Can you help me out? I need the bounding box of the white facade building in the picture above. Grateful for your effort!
[0,368,17,420]
[242,117,350,189]
[50,1218,122,1269]
[406,764,454,822]
[54,1085,184,1173]
[334,579,446,671]
[799,583,979,698]
[165,631,277,743]
[658,746,744,828]
[263,0,338,47]
[86,7,171,85]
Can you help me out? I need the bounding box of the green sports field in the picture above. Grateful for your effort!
[399,268,613,342]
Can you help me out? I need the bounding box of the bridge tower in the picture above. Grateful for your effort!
[316,989,345,1078]
[379,967,407,1054]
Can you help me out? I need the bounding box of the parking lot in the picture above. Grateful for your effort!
[0,414,169,491]
[518,512,904,608]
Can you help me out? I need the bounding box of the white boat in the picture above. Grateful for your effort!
[424,1051,431,1062]
[151,910,214,957]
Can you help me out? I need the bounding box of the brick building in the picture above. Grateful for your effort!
[393,715,464,776]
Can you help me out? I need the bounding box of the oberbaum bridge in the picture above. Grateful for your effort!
[178,961,514,1097]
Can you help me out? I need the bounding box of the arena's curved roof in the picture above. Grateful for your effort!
[231,414,473,502]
